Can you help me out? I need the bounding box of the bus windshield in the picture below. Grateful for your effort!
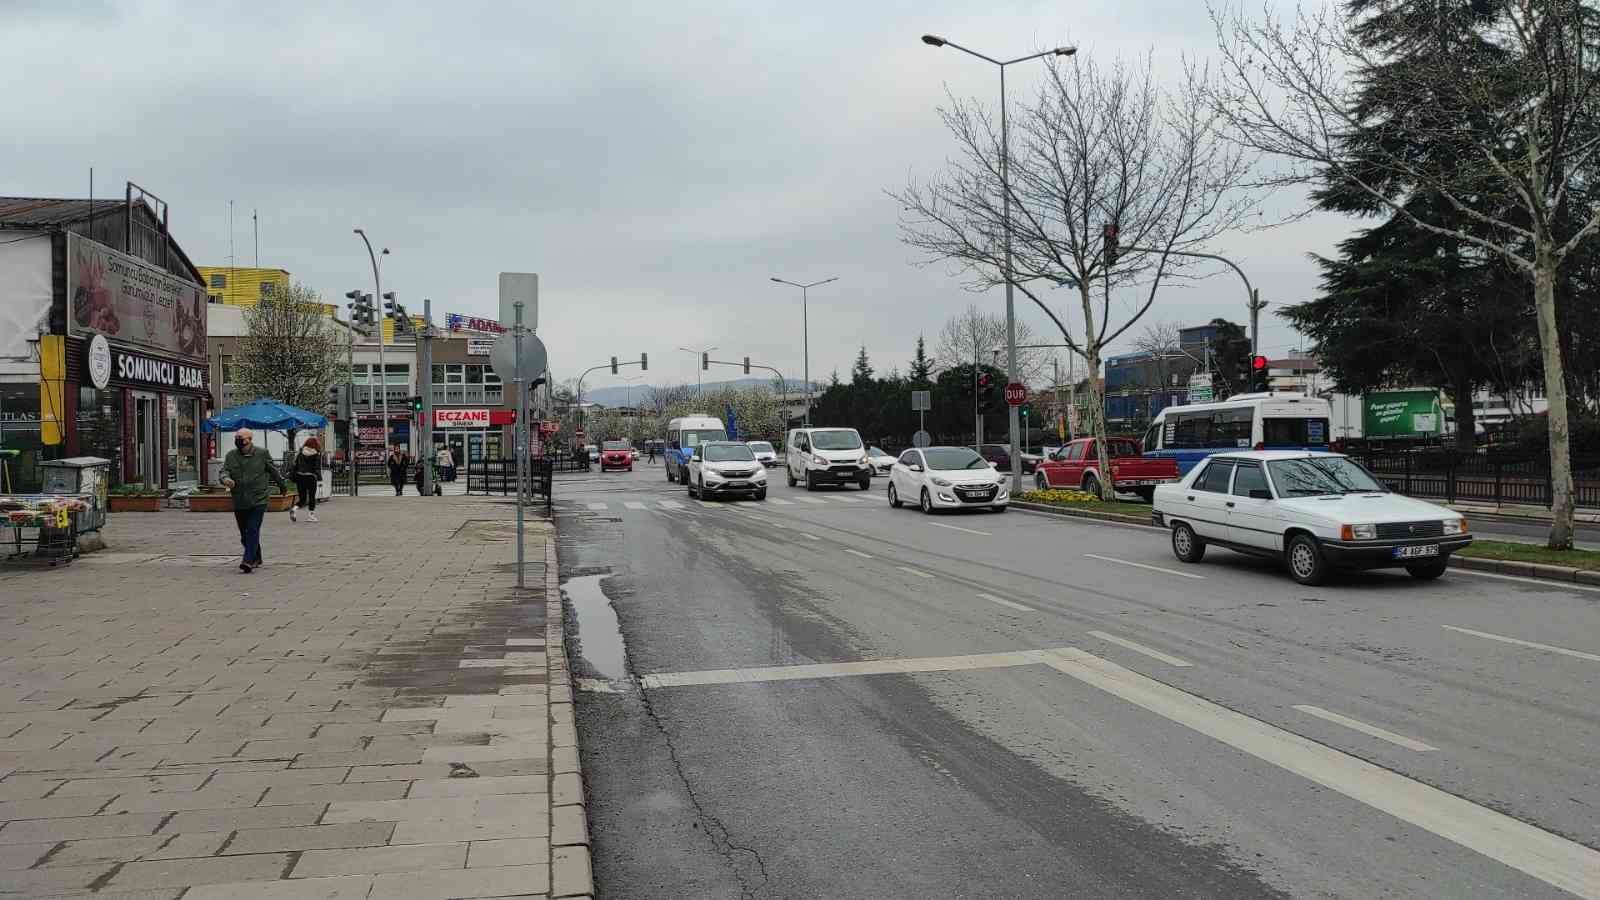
[810,429,863,450]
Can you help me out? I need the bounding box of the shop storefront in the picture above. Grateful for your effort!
[432,407,514,466]
[72,336,208,487]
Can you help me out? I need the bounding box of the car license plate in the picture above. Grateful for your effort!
[1392,544,1439,559]
[726,481,747,488]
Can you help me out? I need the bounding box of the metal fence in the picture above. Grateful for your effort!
[1354,451,1600,508]
[466,458,554,512]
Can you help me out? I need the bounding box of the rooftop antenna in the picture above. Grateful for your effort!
[253,208,259,267]
[228,200,235,300]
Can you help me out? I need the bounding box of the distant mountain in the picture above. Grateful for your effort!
[583,377,812,407]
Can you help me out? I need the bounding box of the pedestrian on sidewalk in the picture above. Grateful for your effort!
[290,437,322,523]
[647,442,656,465]
[221,428,286,573]
[386,445,409,496]
[437,444,455,483]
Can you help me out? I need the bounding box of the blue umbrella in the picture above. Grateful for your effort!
[202,398,328,433]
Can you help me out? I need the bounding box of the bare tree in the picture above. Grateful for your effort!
[1133,320,1187,396]
[932,304,1051,384]
[898,53,1256,497]
[233,282,346,415]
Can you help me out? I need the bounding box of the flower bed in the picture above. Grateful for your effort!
[1018,488,1101,505]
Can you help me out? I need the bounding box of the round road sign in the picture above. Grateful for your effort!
[912,429,932,448]
[1004,382,1027,406]
[489,332,548,384]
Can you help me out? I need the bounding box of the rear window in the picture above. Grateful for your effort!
[1263,417,1331,447]
[747,442,774,453]
[1108,440,1140,458]
[602,441,629,451]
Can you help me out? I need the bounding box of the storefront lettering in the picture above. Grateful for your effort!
[109,350,206,390]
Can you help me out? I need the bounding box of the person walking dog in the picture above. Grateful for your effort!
[290,437,322,523]
[222,428,285,573]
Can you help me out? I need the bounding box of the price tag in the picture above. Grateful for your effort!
[55,506,69,528]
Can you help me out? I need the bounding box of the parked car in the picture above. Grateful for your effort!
[599,440,633,472]
[1035,437,1180,502]
[888,446,1009,514]
[687,441,768,501]
[585,444,599,463]
[977,443,1042,475]
[786,427,872,491]
[747,440,779,467]
[865,446,896,476]
[1152,450,1471,585]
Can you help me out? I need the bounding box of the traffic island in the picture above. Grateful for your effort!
[1012,490,1155,527]
[1454,540,1600,585]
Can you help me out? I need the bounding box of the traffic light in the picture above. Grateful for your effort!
[978,372,992,389]
[702,352,709,371]
[1250,355,1270,392]
[743,356,751,375]
[640,353,648,371]
[610,356,619,375]
[410,395,423,413]
[382,292,399,319]
[1103,222,1120,267]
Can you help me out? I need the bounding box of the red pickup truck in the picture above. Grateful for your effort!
[1033,437,1179,502]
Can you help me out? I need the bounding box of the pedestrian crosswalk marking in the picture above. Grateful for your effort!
[587,503,608,511]
[798,498,828,505]
[659,500,684,509]
[767,498,794,505]
[833,495,867,503]
[624,501,648,510]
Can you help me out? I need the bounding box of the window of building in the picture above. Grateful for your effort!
[383,363,409,385]
[76,386,124,488]
[209,273,226,289]
[220,355,235,384]
[260,282,276,297]
[208,293,222,304]
[445,364,465,384]
[465,365,484,385]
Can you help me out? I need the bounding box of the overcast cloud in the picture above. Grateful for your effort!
[1,0,1353,393]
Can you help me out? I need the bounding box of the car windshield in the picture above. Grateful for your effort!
[748,442,773,453]
[923,448,988,471]
[602,441,629,451]
[810,430,863,450]
[869,446,887,457]
[704,444,755,462]
[1267,456,1387,496]
[681,429,727,448]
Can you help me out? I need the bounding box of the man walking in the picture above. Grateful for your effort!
[221,428,285,574]
[386,445,409,496]
[437,444,455,483]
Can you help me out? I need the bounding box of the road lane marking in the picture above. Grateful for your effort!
[800,533,821,542]
[658,500,684,509]
[576,678,620,693]
[895,566,934,579]
[1083,553,1205,580]
[623,501,647,510]
[1452,568,1600,594]
[929,522,992,536]
[1292,705,1437,752]
[767,498,794,505]
[1087,630,1193,667]
[843,549,873,559]
[798,498,828,505]
[696,500,719,509]
[977,592,1034,612]
[1041,648,1600,898]
[639,647,1060,689]
[586,503,608,511]
[1442,624,1600,663]
[833,495,867,503]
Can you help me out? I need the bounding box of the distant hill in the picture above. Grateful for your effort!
[584,378,812,407]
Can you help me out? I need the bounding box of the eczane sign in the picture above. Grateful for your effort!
[435,409,490,428]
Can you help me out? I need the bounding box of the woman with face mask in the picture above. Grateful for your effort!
[290,437,323,523]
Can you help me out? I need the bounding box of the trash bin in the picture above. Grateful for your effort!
[38,457,111,533]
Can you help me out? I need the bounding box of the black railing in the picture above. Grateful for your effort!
[1355,450,1600,509]
[466,458,554,512]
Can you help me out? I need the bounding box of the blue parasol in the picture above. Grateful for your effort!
[202,398,328,433]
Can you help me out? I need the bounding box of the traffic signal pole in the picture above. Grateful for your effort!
[419,297,435,496]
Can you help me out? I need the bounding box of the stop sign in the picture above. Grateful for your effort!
[1004,382,1027,406]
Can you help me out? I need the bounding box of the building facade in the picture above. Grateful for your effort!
[196,266,290,307]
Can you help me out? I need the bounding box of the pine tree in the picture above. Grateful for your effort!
[909,336,933,385]
[851,347,874,386]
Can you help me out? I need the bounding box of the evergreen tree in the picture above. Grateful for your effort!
[909,336,933,385]
[851,347,874,387]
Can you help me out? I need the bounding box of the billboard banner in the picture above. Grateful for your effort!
[0,232,52,360]
[67,233,207,362]
[1363,390,1445,439]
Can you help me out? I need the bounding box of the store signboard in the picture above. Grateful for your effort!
[67,234,207,361]
[447,314,507,334]
[467,337,495,356]
[86,345,206,392]
[435,408,515,428]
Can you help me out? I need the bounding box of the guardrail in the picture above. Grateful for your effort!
[466,458,554,513]
[1356,451,1600,508]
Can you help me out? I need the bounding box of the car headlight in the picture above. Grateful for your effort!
[704,469,724,481]
[753,469,767,480]
[1443,517,1466,535]
[858,455,869,465]
[812,454,829,465]
[931,477,952,487]
[1341,523,1376,540]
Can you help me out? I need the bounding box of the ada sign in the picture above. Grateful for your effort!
[87,334,112,390]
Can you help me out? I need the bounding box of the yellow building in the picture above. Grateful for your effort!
[197,266,291,307]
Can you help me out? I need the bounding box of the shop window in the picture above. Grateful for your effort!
[76,386,124,488]
[210,273,226,289]
[1,383,45,492]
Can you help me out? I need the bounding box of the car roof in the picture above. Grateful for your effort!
[1205,450,1345,461]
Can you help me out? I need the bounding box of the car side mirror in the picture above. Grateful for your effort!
[1249,488,1272,500]
[989,461,999,469]
[909,464,924,473]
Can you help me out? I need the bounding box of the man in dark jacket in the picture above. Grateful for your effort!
[386,446,410,496]
[221,428,286,573]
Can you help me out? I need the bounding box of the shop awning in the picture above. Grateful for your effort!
[202,398,328,433]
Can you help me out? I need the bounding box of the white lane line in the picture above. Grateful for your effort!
[640,647,1059,689]
[895,566,935,579]
[800,533,821,542]
[1041,648,1600,899]
[1292,705,1437,752]
[623,501,648,510]
[1451,568,1600,594]
[929,521,992,536]
[1442,624,1600,663]
[977,592,1034,613]
[1083,553,1205,580]
[798,498,828,505]
[658,500,684,509]
[833,495,867,503]
[696,500,720,509]
[586,503,608,511]
[767,498,794,506]
[1087,630,1193,667]
[842,549,873,559]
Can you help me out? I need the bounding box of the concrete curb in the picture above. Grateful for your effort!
[546,532,595,899]
[1013,500,1600,587]
[1449,503,1600,525]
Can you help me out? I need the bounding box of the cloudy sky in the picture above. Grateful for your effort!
[2,0,1353,394]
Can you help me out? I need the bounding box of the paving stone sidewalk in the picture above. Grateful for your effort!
[0,494,590,899]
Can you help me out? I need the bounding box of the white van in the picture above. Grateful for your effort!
[664,415,728,484]
[785,427,871,491]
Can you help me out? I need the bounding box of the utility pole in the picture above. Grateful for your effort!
[418,298,435,497]
[513,301,527,590]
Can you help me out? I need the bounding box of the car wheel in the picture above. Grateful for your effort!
[888,483,902,508]
[686,475,696,498]
[698,476,707,500]
[806,471,817,492]
[859,478,871,491]
[755,488,767,501]
[1286,534,1328,586]
[1406,558,1448,580]
[1034,473,1048,491]
[1082,472,1102,498]
[1171,522,1206,563]
[920,489,934,515]
[787,468,796,487]
[667,464,676,484]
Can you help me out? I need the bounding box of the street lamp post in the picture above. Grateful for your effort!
[677,346,717,402]
[922,34,1075,494]
[353,230,390,448]
[770,276,837,426]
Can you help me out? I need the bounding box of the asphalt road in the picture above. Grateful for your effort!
[557,462,1600,900]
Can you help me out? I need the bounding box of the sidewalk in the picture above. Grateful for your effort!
[0,494,589,899]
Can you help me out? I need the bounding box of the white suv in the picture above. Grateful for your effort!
[785,427,871,491]
[686,442,768,501]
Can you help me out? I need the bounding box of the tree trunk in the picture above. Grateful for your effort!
[1533,249,1575,549]
[1450,375,1476,455]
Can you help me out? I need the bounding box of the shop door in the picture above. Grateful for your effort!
[466,432,486,464]
[133,394,162,487]
[446,433,468,473]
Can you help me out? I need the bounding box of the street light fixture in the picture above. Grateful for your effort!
[920,34,1075,494]
[770,276,838,426]
[677,346,717,401]
[353,229,391,448]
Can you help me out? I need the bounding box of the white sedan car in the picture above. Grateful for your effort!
[865,445,896,476]
[686,441,768,501]
[887,446,1009,514]
[1152,450,1471,585]
[746,440,779,467]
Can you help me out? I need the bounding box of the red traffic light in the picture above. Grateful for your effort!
[1251,355,1268,370]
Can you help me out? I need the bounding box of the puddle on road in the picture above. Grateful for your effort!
[564,574,629,682]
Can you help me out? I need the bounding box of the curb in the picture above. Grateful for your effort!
[1013,500,1600,587]
[546,533,595,899]
[1448,503,1600,525]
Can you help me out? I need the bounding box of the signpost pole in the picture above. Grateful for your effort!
[420,298,435,497]
[513,301,526,591]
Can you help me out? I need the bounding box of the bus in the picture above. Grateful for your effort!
[664,415,728,484]
[1141,393,1333,476]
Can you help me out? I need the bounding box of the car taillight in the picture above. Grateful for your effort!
[1254,442,1264,450]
